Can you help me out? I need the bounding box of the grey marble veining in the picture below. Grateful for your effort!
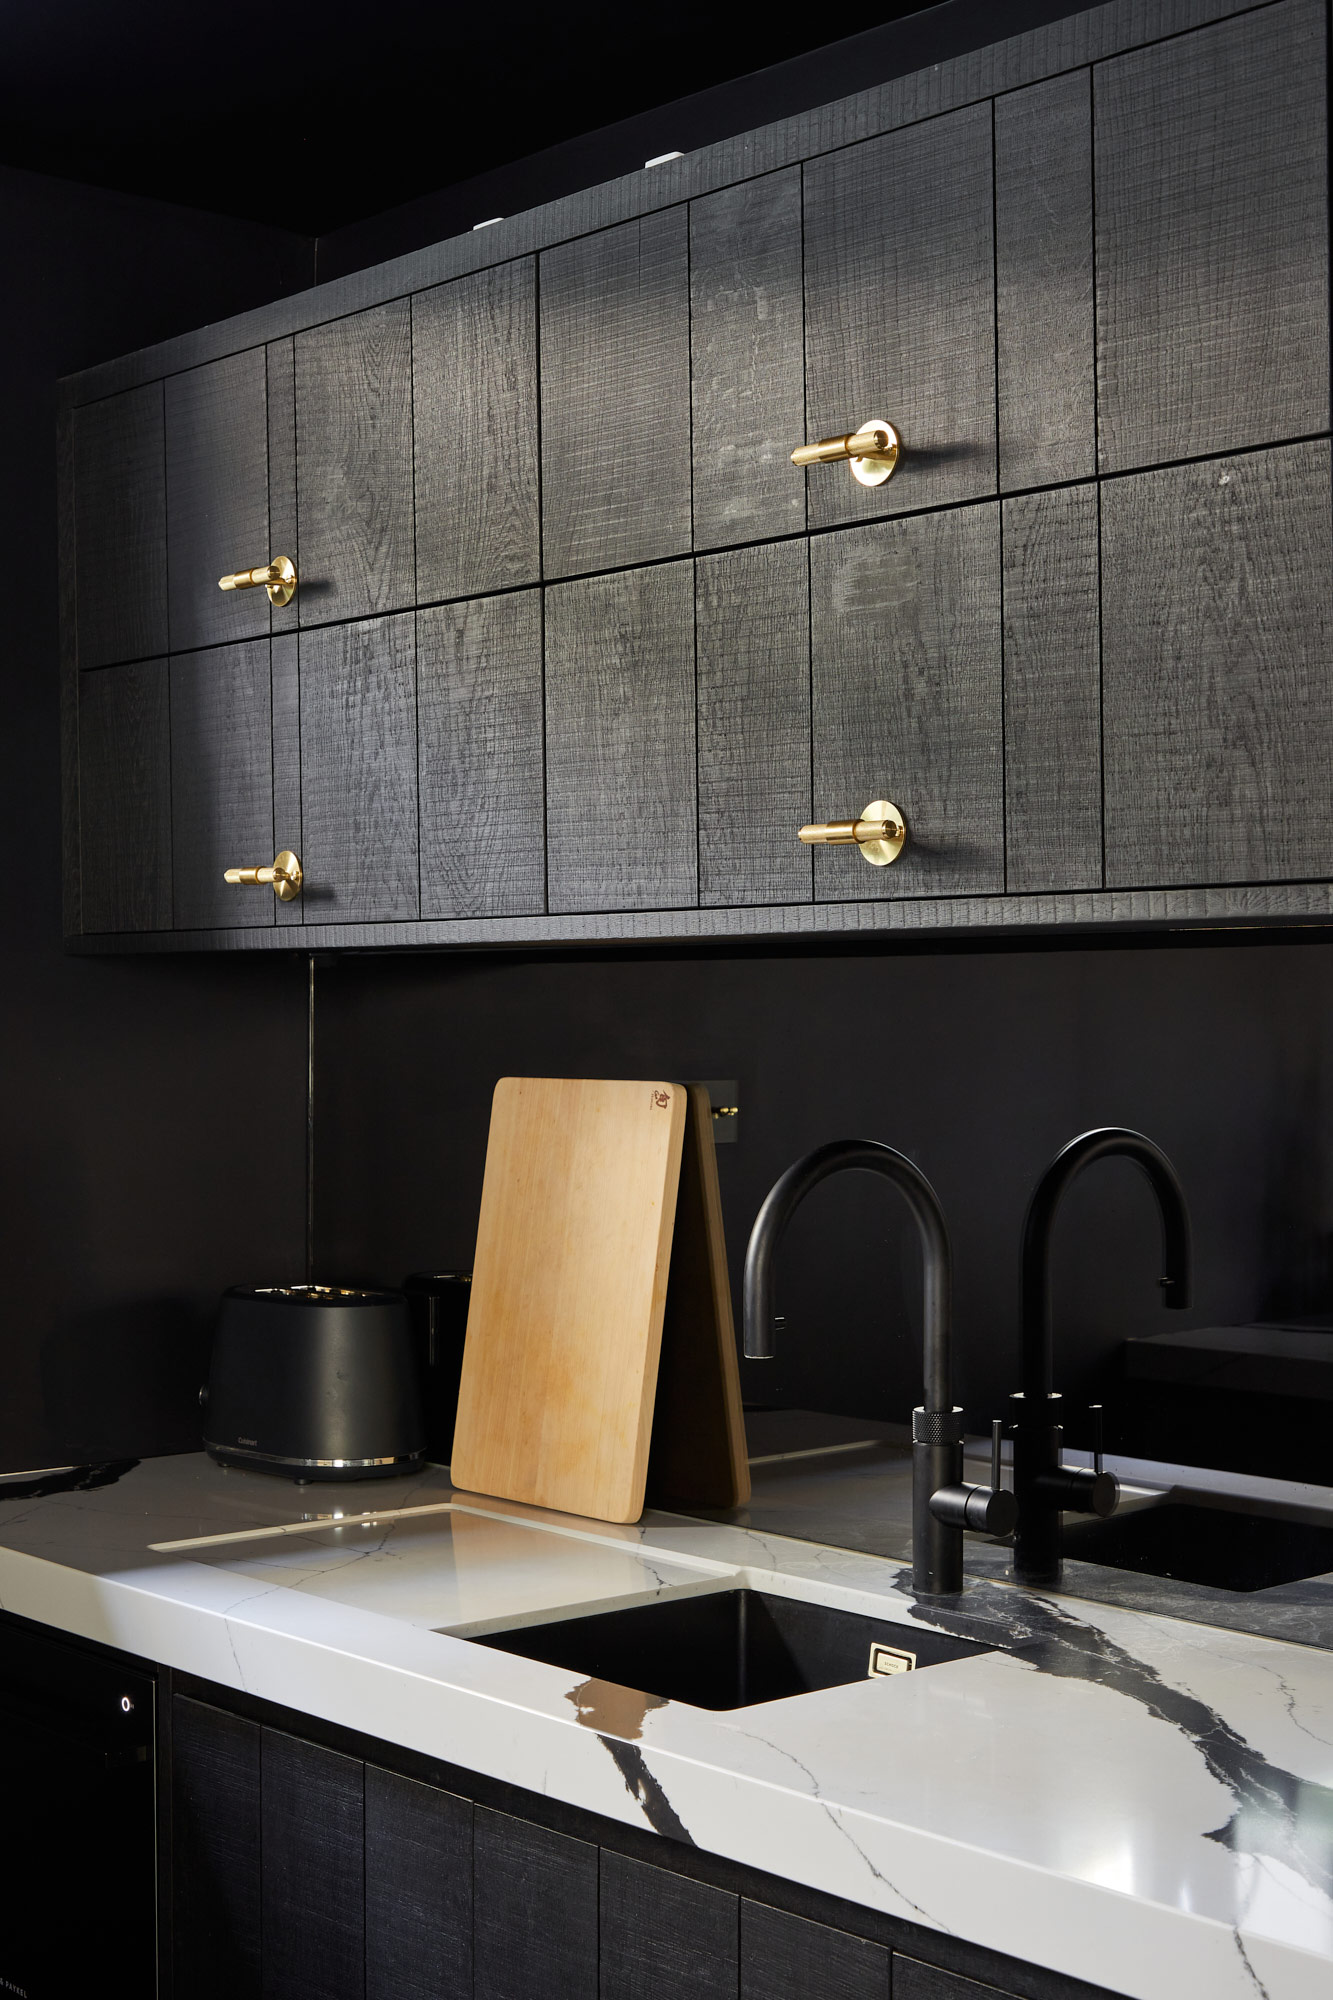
[0,1452,1330,1999]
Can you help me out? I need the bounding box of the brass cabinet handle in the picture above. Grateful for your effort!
[218,556,297,606]
[791,418,900,489]
[799,800,906,867]
[224,850,304,900]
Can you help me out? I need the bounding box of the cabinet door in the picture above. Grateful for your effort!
[540,211,691,576]
[261,1728,365,2000]
[995,71,1094,491]
[1102,441,1333,888]
[73,383,167,669]
[601,1851,736,2000]
[1095,0,1328,471]
[696,541,811,907]
[1002,484,1101,894]
[413,260,540,600]
[78,658,171,931]
[173,1696,262,2000]
[166,349,272,651]
[300,614,419,922]
[365,1765,472,2000]
[170,639,275,928]
[473,1806,597,2000]
[894,1958,1016,2000]
[810,509,1003,900]
[297,300,415,624]
[418,592,545,919]
[741,1901,887,2000]
[803,102,994,528]
[690,168,806,550]
[545,561,696,913]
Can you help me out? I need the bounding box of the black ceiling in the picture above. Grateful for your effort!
[0,0,952,237]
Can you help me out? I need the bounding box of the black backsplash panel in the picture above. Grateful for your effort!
[312,933,1333,1456]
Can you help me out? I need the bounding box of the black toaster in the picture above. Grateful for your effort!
[202,1285,426,1480]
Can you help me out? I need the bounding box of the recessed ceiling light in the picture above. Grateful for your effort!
[644,152,684,169]
[472,217,504,230]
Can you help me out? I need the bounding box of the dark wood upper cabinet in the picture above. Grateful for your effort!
[78,658,171,932]
[60,0,1333,952]
[418,590,545,919]
[296,299,416,624]
[1102,441,1333,889]
[1095,0,1329,472]
[165,350,271,652]
[540,210,691,577]
[803,102,995,530]
[545,561,697,914]
[810,508,1003,901]
[696,540,811,908]
[690,169,806,551]
[73,383,167,670]
[170,639,275,930]
[413,259,540,601]
[995,71,1095,492]
[299,614,420,922]
[1002,484,1102,894]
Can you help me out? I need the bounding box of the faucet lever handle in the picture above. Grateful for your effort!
[991,1418,1004,1492]
[1090,1403,1104,1477]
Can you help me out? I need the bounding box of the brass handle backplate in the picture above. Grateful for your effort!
[218,556,298,606]
[799,800,906,867]
[224,850,304,900]
[791,418,900,489]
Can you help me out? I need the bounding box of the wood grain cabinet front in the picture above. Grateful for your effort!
[165,348,273,653]
[60,0,1333,952]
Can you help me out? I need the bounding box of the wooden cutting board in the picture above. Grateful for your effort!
[450,1076,687,1523]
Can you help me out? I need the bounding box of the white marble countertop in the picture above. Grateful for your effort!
[0,1451,1331,2000]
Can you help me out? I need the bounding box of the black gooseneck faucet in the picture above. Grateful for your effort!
[1011,1126,1192,1585]
[743,1139,1015,1596]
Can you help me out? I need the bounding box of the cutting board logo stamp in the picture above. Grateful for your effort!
[652,1089,670,1108]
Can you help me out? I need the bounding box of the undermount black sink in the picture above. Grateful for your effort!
[470,1587,993,1710]
[1062,1499,1333,1593]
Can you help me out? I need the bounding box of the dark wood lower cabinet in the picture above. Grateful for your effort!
[602,1849,736,2000]
[262,1730,365,2000]
[167,1685,1125,2000]
[475,1808,598,2000]
[741,1900,888,2000]
[365,1765,472,2000]
[172,1695,262,1999]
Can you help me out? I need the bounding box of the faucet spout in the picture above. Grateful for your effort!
[743,1139,951,1406]
[744,1139,1013,1595]
[1012,1126,1192,1585]
[1020,1126,1192,1405]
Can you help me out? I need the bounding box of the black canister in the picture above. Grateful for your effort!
[401,1271,472,1468]
[203,1285,425,1481]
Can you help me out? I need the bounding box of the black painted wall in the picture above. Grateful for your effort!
[0,165,312,1470]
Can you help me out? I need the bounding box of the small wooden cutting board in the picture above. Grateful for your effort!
[450,1077,687,1523]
